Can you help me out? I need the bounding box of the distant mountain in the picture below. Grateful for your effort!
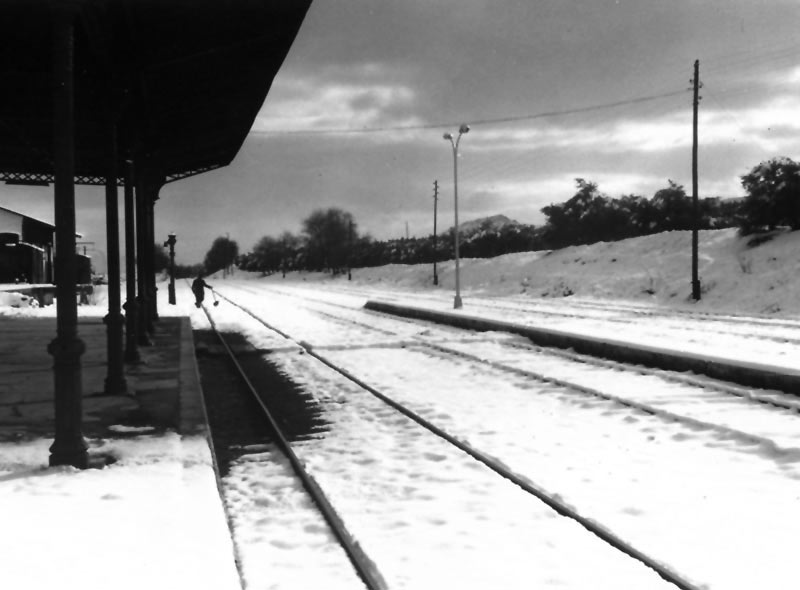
[454,215,521,237]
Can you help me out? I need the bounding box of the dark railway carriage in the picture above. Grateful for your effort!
[76,253,91,285]
[0,206,55,283]
[0,234,47,283]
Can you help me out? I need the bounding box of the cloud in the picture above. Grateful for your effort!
[465,90,800,159]
[252,73,423,135]
[468,173,667,205]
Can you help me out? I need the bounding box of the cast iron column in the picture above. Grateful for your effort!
[147,191,159,322]
[135,177,152,345]
[103,121,126,394]
[48,6,88,468]
[123,159,140,362]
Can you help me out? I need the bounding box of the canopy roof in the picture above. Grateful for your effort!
[0,0,311,186]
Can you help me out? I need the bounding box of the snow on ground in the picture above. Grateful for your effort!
[1,227,799,590]
[196,287,678,589]
[0,435,241,590]
[209,277,800,590]
[0,290,38,308]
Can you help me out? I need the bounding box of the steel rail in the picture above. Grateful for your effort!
[227,285,800,413]
[212,290,704,590]
[200,303,389,590]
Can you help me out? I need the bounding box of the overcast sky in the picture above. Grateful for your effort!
[3,0,800,267]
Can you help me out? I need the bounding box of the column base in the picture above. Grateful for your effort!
[49,442,89,468]
[124,345,142,363]
[47,335,88,469]
[103,375,128,395]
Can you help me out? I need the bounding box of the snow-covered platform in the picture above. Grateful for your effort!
[0,315,241,590]
[365,299,800,395]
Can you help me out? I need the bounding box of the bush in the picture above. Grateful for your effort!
[739,157,800,234]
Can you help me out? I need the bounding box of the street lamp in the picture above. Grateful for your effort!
[443,123,469,309]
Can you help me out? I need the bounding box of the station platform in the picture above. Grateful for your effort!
[365,299,800,395]
[0,315,204,441]
[0,311,242,590]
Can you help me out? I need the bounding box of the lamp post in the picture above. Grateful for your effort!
[443,123,469,309]
[163,232,176,305]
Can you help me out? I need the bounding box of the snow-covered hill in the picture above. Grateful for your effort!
[244,228,800,317]
[454,214,521,237]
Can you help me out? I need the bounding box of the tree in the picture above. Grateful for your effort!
[153,243,170,273]
[541,179,617,246]
[651,180,693,231]
[739,157,800,234]
[203,236,239,274]
[618,194,656,234]
[301,208,357,272]
[278,231,303,272]
[250,236,278,273]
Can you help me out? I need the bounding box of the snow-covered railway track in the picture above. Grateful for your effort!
[200,305,389,590]
[207,291,700,590]
[311,283,800,349]
[204,283,800,589]
[226,284,800,449]
[308,301,800,459]
[418,339,800,458]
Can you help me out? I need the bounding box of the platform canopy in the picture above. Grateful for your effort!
[0,0,312,186]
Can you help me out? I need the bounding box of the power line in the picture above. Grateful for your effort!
[461,92,685,185]
[250,88,689,137]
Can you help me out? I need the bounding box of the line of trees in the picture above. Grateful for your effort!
[537,178,741,248]
[155,235,239,279]
[739,156,800,234]
[235,156,798,275]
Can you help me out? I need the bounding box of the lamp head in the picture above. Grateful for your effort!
[459,124,470,134]
[443,132,453,140]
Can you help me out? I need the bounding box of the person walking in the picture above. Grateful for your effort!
[191,273,212,308]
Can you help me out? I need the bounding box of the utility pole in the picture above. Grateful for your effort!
[691,59,702,301]
[405,221,409,240]
[225,231,230,278]
[432,180,439,285]
[348,219,353,281]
